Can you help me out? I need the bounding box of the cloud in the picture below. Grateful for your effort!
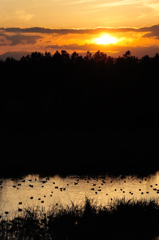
[46,44,93,51]
[67,0,96,5]
[15,10,34,21]
[0,25,158,37]
[5,35,43,46]
[0,27,55,34]
[0,25,159,56]
[0,34,7,46]
[94,0,144,8]
[45,43,151,52]
[46,43,159,57]
[0,41,7,46]
[0,26,144,35]
[141,25,159,38]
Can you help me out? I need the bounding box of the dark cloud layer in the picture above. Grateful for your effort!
[46,44,93,51]
[0,43,7,46]
[5,35,43,46]
[0,25,159,37]
[46,44,159,57]
[0,33,43,46]
[142,25,159,38]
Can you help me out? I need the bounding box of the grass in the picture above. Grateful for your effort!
[1,198,159,240]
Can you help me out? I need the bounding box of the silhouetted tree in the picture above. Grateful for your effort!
[71,52,79,63]
[93,50,107,63]
[61,50,70,63]
[153,53,159,65]
[123,50,131,58]
[140,55,151,64]
[31,52,43,62]
[84,51,92,61]
[52,50,61,63]
[1,49,159,172]
[6,57,17,63]
[45,51,51,58]
[107,56,114,65]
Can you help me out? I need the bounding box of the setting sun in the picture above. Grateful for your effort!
[95,34,118,45]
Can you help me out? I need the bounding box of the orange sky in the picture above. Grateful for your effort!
[0,0,159,57]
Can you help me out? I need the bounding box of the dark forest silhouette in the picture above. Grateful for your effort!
[1,50,159,176]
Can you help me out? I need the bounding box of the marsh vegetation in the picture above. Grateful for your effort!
[1,198,159,240]
[2,173,159,220]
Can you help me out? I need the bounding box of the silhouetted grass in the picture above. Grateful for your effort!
[1,198,159,240]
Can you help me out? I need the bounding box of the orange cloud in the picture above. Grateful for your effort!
[1,25,159,57]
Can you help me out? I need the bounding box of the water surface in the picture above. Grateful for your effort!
[1,172,159,219]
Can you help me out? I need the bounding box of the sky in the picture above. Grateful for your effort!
[0,0,159,57]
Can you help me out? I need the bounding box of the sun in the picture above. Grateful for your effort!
[95,34,118,45]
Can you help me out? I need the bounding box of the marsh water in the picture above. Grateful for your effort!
[1,172,159,220]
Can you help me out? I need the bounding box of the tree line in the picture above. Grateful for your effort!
[1,49,159,171]
[1,49,159,129]
[1,50,159,70]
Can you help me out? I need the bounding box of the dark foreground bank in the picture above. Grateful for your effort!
[1,158,159,178]
[1,198,159,240]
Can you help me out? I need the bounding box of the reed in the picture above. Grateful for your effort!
[1,198,159,240]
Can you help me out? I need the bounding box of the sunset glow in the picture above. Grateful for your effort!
[0,0,159,57]
[95,34,118,45]
[1,3,159,240]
